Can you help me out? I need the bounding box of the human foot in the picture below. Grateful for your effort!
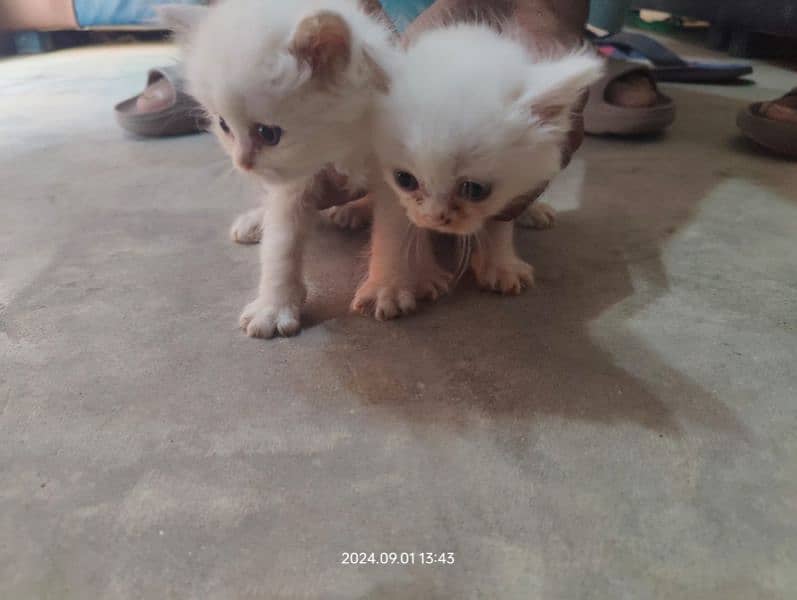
[737,88,797,158]
[135,77,175,112]
[605,70,658,108]
[584,59,675,135]
[758,92,797,125]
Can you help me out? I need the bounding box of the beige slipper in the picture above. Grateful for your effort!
[584,58,675,136]
[115,66,207,137]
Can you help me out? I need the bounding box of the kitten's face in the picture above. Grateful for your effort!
[374,25,603,235]
[198,79,356,184]
[376,122,562,235]
[161,0,380,185]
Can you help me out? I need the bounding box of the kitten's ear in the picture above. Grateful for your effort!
[524,49,605,127]
[291,11,352,84]
[155,4,208,35]
[363,50,391,93]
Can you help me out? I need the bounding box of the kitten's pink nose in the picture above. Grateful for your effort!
[235,143,255,171]
[435,211,453,226]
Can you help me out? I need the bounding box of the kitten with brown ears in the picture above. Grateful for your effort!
[160,0,397,338]
[352,23,604,316]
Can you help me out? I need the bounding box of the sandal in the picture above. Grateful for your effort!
[593,31,752,84]
[115,66,207,137]
[584,58,675,136]
[737,88,797,158]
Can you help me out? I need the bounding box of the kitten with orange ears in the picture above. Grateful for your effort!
[353,23,604,316]
[160,0,397,337]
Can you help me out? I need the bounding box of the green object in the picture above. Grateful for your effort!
[588,0,632,34]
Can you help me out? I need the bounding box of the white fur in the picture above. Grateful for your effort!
[370,24,603,295]
[174,0,396,185]
[161,0,397,337]
[230,206,265,243]
[517,201,556,230]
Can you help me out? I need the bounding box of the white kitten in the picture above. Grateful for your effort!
[160,0,396,337]
[359,24,603,306]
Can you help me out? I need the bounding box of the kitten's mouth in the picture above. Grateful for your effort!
[429,223,463,234]
[233,162,275,178]
[253,166,283,180]
[408,213,475,236]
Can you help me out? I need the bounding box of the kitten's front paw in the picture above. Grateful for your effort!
[230,207,265,244]
[473,258,534,295]
[352,278,416,321]
[324,201,372,231]
[416,266,452,301]
[239,298,301,338]
[516,201,556,230]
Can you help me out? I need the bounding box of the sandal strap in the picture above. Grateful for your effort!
[145,65,184,90]
[595,31,687,68]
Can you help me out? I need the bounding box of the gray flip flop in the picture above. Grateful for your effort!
[737,89,797,159]
[584,58,676,136]
[115,66,207,137]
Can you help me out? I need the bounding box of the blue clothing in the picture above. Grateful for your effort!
[384,0,629,35]
[74,0,204,27]
[380,0,436,31]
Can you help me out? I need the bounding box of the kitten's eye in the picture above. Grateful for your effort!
[219,117,231,135]
[394,170,419,192]
[256,124,283,146]
[459,180,491,202]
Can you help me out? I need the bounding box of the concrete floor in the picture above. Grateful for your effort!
[1,39,796,599]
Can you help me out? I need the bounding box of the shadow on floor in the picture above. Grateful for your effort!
[298,88,763,445]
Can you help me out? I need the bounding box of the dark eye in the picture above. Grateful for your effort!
[218,117,230,135]
[256,124,283,146]
[459,180,491,202]
[394,170,419,192]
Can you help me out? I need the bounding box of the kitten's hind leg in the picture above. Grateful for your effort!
[516,201,556,230]
[230,206,266,244]
[323,195,373,231]
[471,220,534,295]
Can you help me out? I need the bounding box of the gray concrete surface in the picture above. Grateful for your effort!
[1,41,796,599]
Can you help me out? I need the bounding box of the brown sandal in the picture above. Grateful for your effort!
[737,88,797,159]
[115,66,207,137]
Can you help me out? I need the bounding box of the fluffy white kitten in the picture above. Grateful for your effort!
[160,0,396,337]
[356,24,603,311]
